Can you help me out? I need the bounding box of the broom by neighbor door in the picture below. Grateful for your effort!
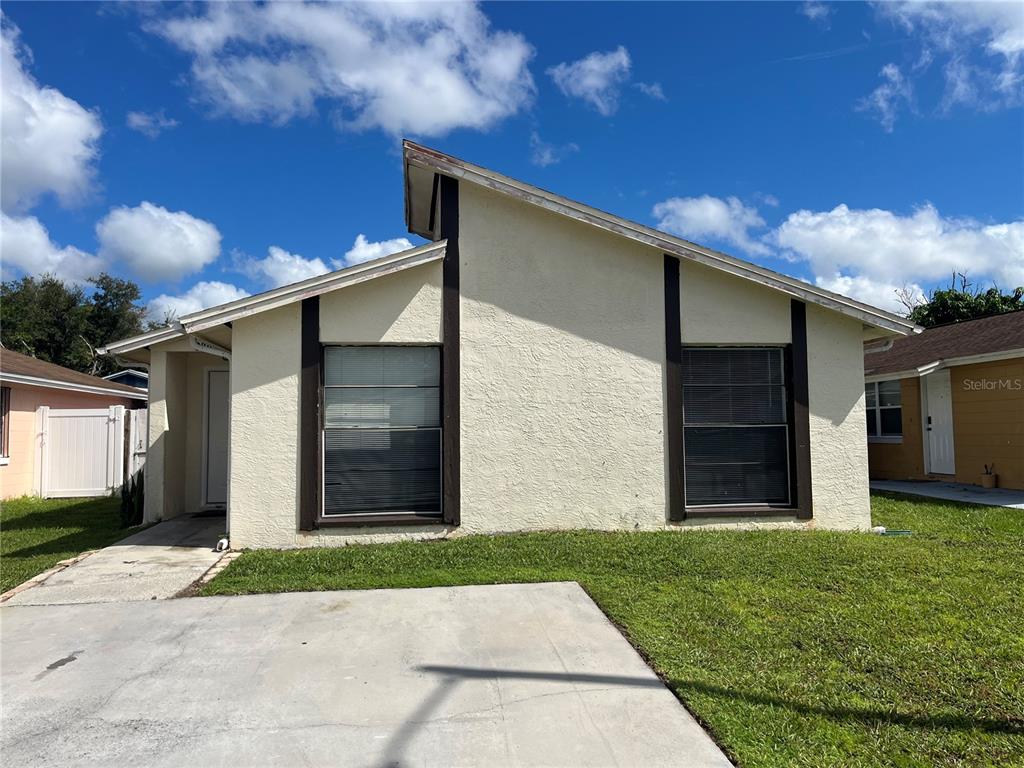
[203,369,230,508]
[924,369,956,475]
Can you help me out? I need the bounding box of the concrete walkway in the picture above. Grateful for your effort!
[3,516,226,606]
[1,582,731,767]
[871,480,1024,509]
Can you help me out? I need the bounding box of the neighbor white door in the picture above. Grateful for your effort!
[925,370,955,475]
[204,370,229,507]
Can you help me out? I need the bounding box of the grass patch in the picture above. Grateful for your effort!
[203,494,1024,767]
[0,495,130,592]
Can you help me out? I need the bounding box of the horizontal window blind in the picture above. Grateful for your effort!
[682,347,790,506]
[322,347,441,517]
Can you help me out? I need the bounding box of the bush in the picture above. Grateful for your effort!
[119,469,144,528]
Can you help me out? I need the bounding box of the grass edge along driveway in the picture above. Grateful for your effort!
[0,495,128,593]
[203,494,1024,768]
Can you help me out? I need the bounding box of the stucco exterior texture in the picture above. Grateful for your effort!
[208,182,873,549]
[1,385,138,500]
[869,357,1024,490]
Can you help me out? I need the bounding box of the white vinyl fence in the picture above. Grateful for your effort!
[34,406,147,498]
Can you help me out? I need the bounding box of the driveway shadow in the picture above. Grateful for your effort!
[377,665,667,768]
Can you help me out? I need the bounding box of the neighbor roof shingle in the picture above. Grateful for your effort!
[0,348,146,396]
[864,311,1024,377]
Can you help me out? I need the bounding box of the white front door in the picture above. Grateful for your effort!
[204,370,230,507]
[925,370,956,475]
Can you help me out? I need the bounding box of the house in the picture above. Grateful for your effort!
[864,311,1024,490]
[102,369,149,390]
[99,141,918,549]
[0,349,148,499]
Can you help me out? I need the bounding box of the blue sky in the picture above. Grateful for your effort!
[2,1,1022,319]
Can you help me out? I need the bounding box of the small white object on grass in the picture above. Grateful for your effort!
[871,526,886,535]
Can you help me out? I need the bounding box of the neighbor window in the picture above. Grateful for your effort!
[865,380,902,439]
[321,346,441,517]
[0,386,9,459]
[682,347,791,507]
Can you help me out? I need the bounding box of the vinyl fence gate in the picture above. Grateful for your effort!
[35,405,143,498]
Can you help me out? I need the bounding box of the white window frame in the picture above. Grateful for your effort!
[866,380,903,444]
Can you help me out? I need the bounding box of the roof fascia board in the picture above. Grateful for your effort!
[99,241,446,355]
[182,241,446,334]
[864,347,1024,382]
[0,372,148,400]
[404,141,918,336]
[98,326,184,356]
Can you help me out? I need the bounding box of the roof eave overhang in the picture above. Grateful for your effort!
[403,140,920,337]
[99,240,447,357]
[0,372,148,400]
[864,346,1024,381]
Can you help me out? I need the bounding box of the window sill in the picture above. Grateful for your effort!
[868,436,903,444]
[315,513,450,528]
[0,457,8,466]
[682,505,805,520]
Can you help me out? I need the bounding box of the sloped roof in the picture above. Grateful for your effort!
[402,140,919,337]
[0,348,148,399]
[864,311,1024,377]
[100,240,446,357]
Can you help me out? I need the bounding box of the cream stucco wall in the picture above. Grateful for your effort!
[228,265,447,549]
[217,182,873,547]
[806,305,872,529]
[228,304,301,548]
[458,183,668,533]
[680,260,791,344]
[319,261,442,343]
[144,346,224,522]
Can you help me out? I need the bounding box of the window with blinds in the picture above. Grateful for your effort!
[322,346,441,517]
[682,347,791,506]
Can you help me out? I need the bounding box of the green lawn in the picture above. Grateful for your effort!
[204,494,1024,768]
[0,495,129,592]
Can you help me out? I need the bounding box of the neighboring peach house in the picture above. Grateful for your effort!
[864,311,1024,491]
[0,349,147,499]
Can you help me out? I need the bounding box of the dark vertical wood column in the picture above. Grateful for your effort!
[299,296,320,531]
[790,299,813,519]
[664,255,685,521]
[439,175,461,526]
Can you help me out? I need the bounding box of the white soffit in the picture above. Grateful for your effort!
[403,140,919,337]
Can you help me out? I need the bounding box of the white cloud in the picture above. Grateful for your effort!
[96,202,222,283]
[146,281,249,323]
[653,195,771,256]
[773,203,1024,310]
[873,2,1023,116]
[337,234,414,267]
[126,110,179,138]
[799,1,833,28]
[529,131,579,167]
[0,19,102,212]
[239,245,330,288]
[148,2,534,136]
[0,212,105,284]
[634,81,666,101]
[814,274,925,314]
[858,63,913,132]
[547,46,631,116]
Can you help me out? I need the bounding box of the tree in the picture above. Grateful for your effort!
[899,273,1024,328]
[0,273,147,375]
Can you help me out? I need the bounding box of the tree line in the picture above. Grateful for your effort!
[1,274,149,377]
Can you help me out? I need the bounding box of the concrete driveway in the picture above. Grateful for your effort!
[1,582,731,767]
[3,516,226,606]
